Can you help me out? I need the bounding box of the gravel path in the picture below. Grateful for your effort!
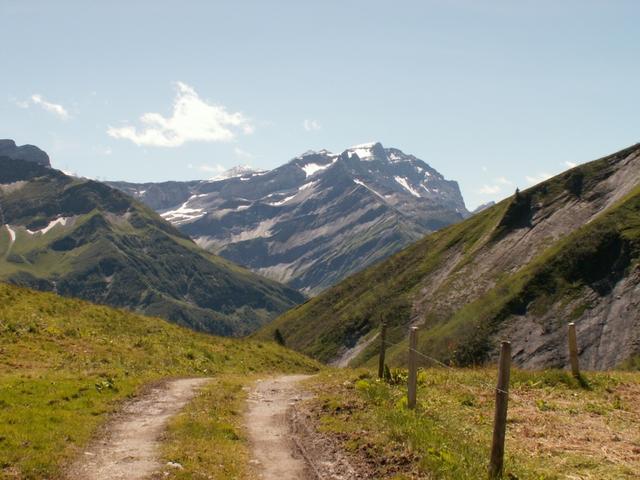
[245,375,314,480]
[66,378,210,480]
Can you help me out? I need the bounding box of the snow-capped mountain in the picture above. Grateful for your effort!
[109,142,468,294]
[212,165,264,181]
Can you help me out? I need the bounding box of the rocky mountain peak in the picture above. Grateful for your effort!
[211,164,261,181]
[344,142,386,161]
[109,142,469,294]
[0,139,51,167]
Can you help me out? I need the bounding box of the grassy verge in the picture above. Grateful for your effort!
[159,375,258,480]
[0,283,319,479]
[305,368,640,479]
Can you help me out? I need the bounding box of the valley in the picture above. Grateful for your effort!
[1,139,639,480]
[3,3,640,478]
[109,142,468,294]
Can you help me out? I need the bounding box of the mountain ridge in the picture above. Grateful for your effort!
[109,142,468,294]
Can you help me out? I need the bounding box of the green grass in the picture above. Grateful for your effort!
[0,282,319,479]
[306,367,640,479]
[159,375,259,480]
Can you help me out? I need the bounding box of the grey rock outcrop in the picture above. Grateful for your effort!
[0,139,51,167]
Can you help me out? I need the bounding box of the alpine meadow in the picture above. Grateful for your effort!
[1,2,639,479]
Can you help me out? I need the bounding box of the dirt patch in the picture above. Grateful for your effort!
[66,377,210,480]
[507,382,640,471]
[290,397,379,480]
[247,375,378,480]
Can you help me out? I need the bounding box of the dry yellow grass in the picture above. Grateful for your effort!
[304,368,640,479]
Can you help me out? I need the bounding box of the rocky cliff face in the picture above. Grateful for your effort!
[0,139,50,167]
[260,144,640,370]
[110,142,468,294]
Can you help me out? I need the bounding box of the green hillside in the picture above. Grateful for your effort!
[260,144,640,368]
[0,281,318,479]
[0,156,305,335]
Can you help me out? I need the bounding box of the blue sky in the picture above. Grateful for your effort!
[1,1,638,209]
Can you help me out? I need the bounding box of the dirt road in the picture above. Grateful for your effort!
[66,377,210,480]
[245,375,314,480]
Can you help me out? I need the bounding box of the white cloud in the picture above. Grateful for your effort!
[303,119,322,131]
[31,94,70,119]
[564,161,577,168]
[477,184,501,195]
[107,82,254,147]
[234,147,254,160]
[525,172,553,186]
[12,94,70,119]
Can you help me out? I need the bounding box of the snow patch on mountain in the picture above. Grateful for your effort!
[353,179,387,201]
[161,200,206,224]
[296,149,336,160]
[5,225,16,244]
[26,217,71,235]
[347,142,378,161]
[299,180,318,191]
[211,165,262,181]
[300,159,336,177]
[267,194,297,206]
[394,176,421,198]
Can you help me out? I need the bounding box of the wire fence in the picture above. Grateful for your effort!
[374,331,518,477]
[379,338,517,398]
[365,318,621,477]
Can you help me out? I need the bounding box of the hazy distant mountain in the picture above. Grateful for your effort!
[0,144,304,335]
[110,143,468,294]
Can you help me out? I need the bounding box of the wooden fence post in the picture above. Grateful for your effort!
[489,341,511,479]
[407,327,418,409]
[378,322,388,379]
[568,322,580,378]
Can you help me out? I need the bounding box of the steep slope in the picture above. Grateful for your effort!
[0,154,304,335]
[110,142,468,294]
[0,281,318,479]
[261,144,640,369]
